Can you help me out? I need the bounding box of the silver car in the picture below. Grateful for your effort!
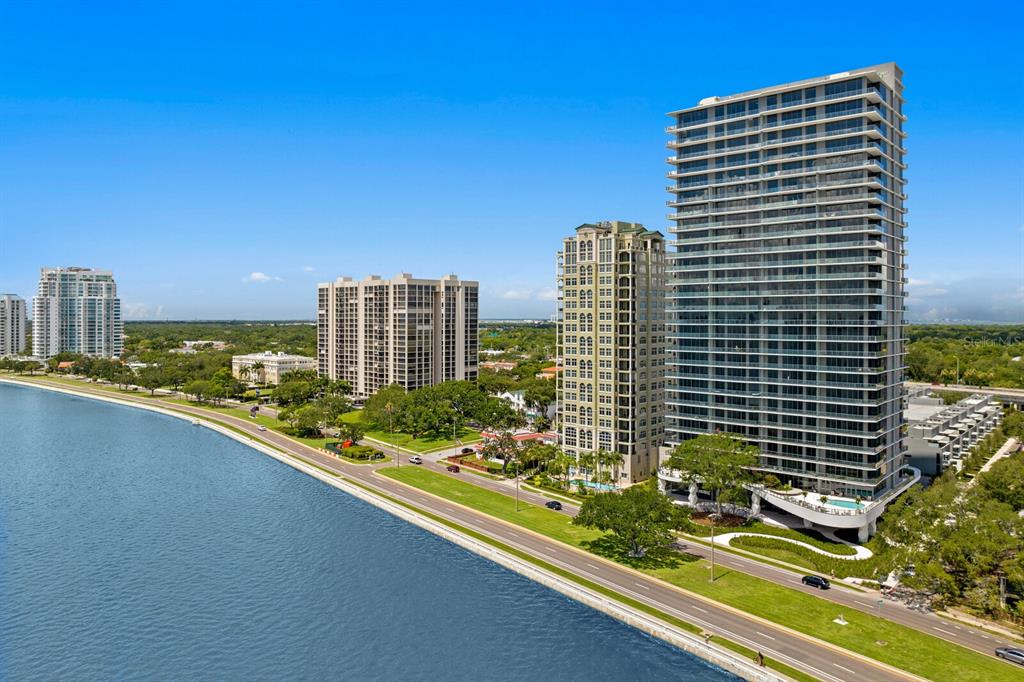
[996,647,1024,665]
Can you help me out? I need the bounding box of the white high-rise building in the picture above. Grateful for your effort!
[0,294,27,357]
[317,273,479,400]
[556,221,667,484]
[660,64,909,540]
[32,267,124,359]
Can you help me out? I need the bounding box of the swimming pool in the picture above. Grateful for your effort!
[827,498,864,510]
[572,479,616,492]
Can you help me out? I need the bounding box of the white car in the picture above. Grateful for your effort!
[257,425,267,432]
[408,456,423,465]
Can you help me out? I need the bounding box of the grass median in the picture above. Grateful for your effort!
[378,466,1017,682]
[339,410,482,453]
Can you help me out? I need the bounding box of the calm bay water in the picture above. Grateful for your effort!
[0,383,736,681]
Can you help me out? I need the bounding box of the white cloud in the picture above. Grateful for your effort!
[535,288,558,301]
[502,289,533,300]
[302,265,315,272]
[905,277,1024,323]
[242,271,282,283]
[906,278,931,287]
[122,303,165,320]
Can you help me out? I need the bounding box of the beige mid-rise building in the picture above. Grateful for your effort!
[1,294,27,357]
[556,221,667,484]
[231,351,316,385]
[317,273,479,400]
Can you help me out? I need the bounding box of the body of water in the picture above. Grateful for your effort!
[0,383,736,680]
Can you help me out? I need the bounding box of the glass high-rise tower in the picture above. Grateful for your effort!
[32,267,123,360]
[663,64,908,520]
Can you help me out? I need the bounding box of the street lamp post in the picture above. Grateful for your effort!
[387,402,398,468]
[515,458,520,512]
[709,508,716,583]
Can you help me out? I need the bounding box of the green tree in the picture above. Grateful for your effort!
[522,377,556,414]
[601,448,625,485]
[549,450,575,489]
[667,433,759,517]
[280,403,326,437]
[337,421,365,444]
[316,393,352,426]
[572,481,693,557]
[274,380,315,406]
[576,450,596,485]
[183,379,214,403]
[475,368,515,395]
[362,384,408,429]
[476,397,523,432]
[212,367,245,399]
[480,431,521,475]
[520,442,559,475]
[136,366,165,395]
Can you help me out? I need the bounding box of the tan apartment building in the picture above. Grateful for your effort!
[556,221,667,485]
[317,273,479,400]
[0,294,27,357]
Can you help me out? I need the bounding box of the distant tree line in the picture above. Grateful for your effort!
[907,324,1024,389]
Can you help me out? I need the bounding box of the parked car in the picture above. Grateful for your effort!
[801,575,830,590]
[996,647,1024,665]
[408,456,423,465]
[446,464,461,473]
[545,500,563,511]
[461,447,475,454]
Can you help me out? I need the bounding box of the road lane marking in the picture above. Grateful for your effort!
[635,582,650,590]
[854,601,873,608]
[507,531,520,538]
[690,605,708,614]
[755,631,776,641]
[833,663,855,674]
[586,563,601,570]
[932,626,958,636]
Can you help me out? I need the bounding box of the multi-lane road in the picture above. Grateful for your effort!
[13,377,1022,681]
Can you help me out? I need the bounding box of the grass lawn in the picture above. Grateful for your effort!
[378,466,1017,682]
[378,467,601,547]
[723,521,859,556]
[339,410,483,453]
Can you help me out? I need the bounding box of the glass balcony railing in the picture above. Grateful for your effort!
[670,255,887,271]
[668,87,887,131]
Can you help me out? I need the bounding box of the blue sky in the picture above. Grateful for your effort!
[1,1,1021,321]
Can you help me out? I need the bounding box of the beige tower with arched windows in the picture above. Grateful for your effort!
[556,221,667,485]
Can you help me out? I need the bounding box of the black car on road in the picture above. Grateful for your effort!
[545,500,563,511]
[801,575,830,590]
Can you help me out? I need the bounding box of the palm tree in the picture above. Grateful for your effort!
[251,361,265,386]
[590,448,615,487]
[238,364,251,385]
[577,450,596,485]
[602,449,625,487]
[555,451,575,489]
